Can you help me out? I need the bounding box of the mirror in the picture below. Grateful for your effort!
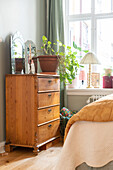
[25,40,37,74]
[10,31,25,74]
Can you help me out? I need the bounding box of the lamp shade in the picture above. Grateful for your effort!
[80,52,101,64]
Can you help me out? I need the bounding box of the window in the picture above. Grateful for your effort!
[65,0,113,86]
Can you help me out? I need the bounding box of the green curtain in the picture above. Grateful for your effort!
[46,0,64,44]
[46,0,65,108]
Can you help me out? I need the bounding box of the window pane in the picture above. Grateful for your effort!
[69,21,91,87]
[97,18,113,71]
[69,0,91,15]
[69,20,91,51]
[95,0,113,13]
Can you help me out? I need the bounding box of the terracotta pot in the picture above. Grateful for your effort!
[37,55,59,73]
[15,58,25,74]
[32,57,37,73]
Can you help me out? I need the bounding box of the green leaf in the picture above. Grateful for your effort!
[73,52,77,55]
[48,41,51,45]
[77,47,82,51]
[73,42,77,49]
[56,52,59,55]
[83,50,89,53]
[67,46,71,50]
[52,49,55,52]
[14,44,17,47]
[59,52,65,56]
[79,65,84,68]
[42,35,47,41]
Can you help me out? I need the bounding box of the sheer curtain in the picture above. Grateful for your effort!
[45,0,65,108]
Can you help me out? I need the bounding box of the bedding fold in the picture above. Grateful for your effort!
[64,94,113,141]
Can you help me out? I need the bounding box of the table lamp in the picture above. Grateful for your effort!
[80,52,100,88]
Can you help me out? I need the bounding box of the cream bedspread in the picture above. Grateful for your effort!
[55,121,113,170]
[64,94,113,141]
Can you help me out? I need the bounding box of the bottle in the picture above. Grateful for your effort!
[31,60,35,74]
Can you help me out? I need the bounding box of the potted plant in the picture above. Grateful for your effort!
[38,35,88,84]
[37,36,59,73]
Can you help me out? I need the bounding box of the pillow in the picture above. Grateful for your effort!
[60,107,72,118]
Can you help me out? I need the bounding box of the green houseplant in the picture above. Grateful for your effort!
[38,35,88,84]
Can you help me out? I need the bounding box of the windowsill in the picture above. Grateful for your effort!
[66,88,113,96]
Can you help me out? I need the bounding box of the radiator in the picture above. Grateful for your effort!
[86,95,106,104]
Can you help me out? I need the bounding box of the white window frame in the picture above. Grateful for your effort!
[65,0,113,55]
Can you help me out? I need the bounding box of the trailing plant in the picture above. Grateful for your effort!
[40,35,88,84]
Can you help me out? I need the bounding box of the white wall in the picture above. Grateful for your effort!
[0,0,46,142]
[0,0,37,42]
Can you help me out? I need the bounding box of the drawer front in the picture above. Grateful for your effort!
[38,92,60,108]
[38,78,60,92]
[37,120,60,144]
[37,106,60,124]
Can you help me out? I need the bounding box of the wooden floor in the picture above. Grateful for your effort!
[0,143,62,170]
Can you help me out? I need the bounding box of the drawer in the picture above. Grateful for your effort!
[37,106,60,124]
[37,119,60,144]
[38,78,60,92]
[38,92,60,108]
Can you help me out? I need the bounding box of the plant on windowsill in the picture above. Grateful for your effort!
[37,35,88,84]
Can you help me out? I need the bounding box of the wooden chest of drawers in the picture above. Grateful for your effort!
[5,74,60,154]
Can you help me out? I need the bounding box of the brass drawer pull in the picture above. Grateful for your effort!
[48,80,52,83]
[48,124,52,128]
[48,93,51,97]
[48,109,52,112]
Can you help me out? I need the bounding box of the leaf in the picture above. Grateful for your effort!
[48,41,51,45]
[67,46,71,50]
[52,49,55,52]
[42,35,47,41]
[68,65,73,71]
[14,44,17,47]
[73,42,77,49]
[59,52,65,56]
[77,47,82,51]
[83,50,89,53]
[73,52,77,55]
[79,65,84,68]
[79,55,82,58]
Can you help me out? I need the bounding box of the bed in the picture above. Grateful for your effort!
[54,94,113,170]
